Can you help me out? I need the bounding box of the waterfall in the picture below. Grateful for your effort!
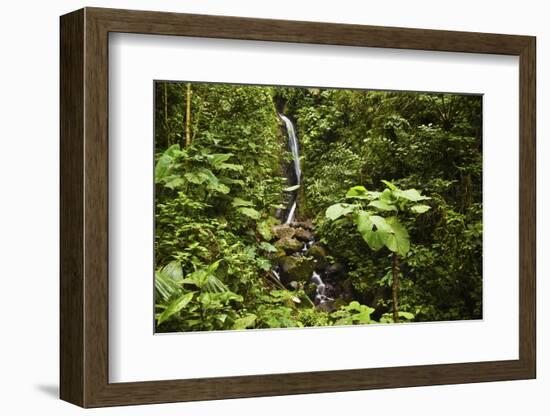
[311,272,327,304]
[277,113,332,306]
[285,201,297,225]
[279,114,300,224]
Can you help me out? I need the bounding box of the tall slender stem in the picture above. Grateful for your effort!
[392,252,399,323]
[163,83,169,144]
[185,83,192,147]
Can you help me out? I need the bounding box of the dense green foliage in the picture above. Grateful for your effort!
[154,82,482,332]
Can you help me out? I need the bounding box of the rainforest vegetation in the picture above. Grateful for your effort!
[154,81,482,332]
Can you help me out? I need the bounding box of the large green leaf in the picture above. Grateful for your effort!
[238,207,261,220]
[325,203,356,220]
[356,211,373,234]
[398,311,415,320]
[379,188,396,203]
[232,197,254,207]
[346,186,369,199]
[395,188,430,202]
[259,241,278,253]
[283,184,300,192]
[207,153,233,166]
[410,204,431,214]
[384,216,410,256]
[232,314,257,330]
[370,215,392,233]
[185,168,230,194]
[362,231,385,251]
[154,144,181,181]
[217,163,244,172]
[368,200,397,212]
[381,179,397,190]
[356,211,385,251]
[155,154,172,182]
[154,261,184,302]
[206,153,244,172]
[155,270,181,303]
[157,292,194,325]
[163,176,185,190]
[182,260,227,293]
[162,261,184,281]
[221,177,245,186]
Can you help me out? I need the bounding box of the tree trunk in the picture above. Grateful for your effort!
[185,83,192,147]
[163,83,169,144]
[392,252,399,323]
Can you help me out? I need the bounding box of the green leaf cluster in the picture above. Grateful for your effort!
[326,181,431,256]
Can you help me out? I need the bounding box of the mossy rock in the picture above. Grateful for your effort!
[271,224,296,240]
[294,227,313,242]
[269,246,287,260]
[331,297,348,310]
[315,299,337,312]
[307,244,326,259]
[325,262,346,280]
[274,237,303,254]
[277,255,316,284]
[277,255,299,273]
[291,219,314,230]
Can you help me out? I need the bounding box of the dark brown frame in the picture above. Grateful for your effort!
[60,7,536,408]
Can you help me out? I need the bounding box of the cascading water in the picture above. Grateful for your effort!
[311,272,329,305]
[278,113,332,305]
[279,114,301,225]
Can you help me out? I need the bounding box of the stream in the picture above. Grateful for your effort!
[275,114,333,306]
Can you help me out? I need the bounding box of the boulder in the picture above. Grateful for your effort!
[276,255,316,284]
[274,237,303,254]
[271,224,296,240]
[277,255,299,274]
[305,244,327,271]
[325,262,346,280]
[269,246,287,260]
[306,244,327,261]
[291,219,314,230]
[326,262,344,275]
[294,227,313,242]
[287,260,316,282]
[315,299,337,313]
[331,297,347,310]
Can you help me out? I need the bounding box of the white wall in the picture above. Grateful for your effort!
[0,1,545,414]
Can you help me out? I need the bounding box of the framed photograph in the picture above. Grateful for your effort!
[60,7,536,408]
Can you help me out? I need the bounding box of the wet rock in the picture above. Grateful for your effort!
[269,246,287,260]
[326,262,344,275]
[294,227,313,242]
[315,299,337,313]
[307,244,327,260]
[305,244,327,271]
[274,237,303,254]
[304,282,318,299]
[325,262,345,279]
[271,224,296,240]
[291,220,314,230]
[276,255,316,283]
[277,255,299,274]
[331,297,347,310]
[337,279,355,302]
[288,262,316,282]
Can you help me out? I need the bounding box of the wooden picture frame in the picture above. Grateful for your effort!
[60,7,536,408]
